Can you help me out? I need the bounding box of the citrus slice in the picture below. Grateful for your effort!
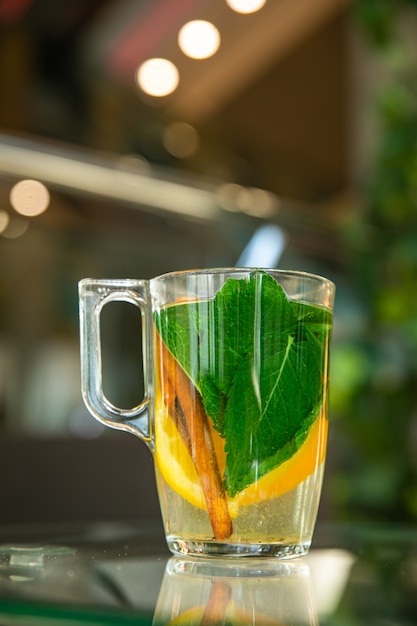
[154,394,328,518]
[164,605,277,625]
[154,394,206,509]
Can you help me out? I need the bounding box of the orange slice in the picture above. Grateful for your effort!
[165,605,279,626]
[154,394,327,518]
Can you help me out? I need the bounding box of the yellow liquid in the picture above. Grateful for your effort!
[155,461,325,553]
[153,291,331,557]
[154,385,327,557]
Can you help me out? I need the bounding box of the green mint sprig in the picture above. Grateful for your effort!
[155,271,331,497]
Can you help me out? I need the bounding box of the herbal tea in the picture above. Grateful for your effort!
[153,272,332,556]
[80,269,334,558]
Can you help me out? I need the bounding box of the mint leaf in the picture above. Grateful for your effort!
[155,271,331,497]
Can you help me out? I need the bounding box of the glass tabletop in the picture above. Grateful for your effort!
[0,520,415,625]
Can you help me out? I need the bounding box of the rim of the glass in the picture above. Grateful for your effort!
[153,267,335,290]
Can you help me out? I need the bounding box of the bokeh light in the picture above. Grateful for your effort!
[225,0,267,14]
[178,20,220,59]
[136,58,179,97]
[216,182,278,217]
[163,122,200,158]
[10,179,50,217]
[1,216,29,239]
[0,210,10,234]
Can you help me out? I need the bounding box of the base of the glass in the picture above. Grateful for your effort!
[167,538,310,560]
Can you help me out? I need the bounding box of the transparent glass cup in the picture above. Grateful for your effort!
[79,268,335,558]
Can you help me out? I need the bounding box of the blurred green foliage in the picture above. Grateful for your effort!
[353,0,417,47]
[328,0,417,522]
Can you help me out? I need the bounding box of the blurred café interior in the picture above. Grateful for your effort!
[0,0,416,529]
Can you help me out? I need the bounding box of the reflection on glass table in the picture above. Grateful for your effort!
[154,557,319,624]
[0,521,416,624]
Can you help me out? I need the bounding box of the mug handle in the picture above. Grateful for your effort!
[78,278,153,450]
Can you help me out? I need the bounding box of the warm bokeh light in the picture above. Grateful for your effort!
[0,210,10,234]
[117,154,151,174]
[10,179,50,216]
[163,122,200,158]
[242,187,277,217]
[216,182,278,217]
[225,0,267,14]
[178,20,220,59]
[136,58,179,97]
[1,216,29,239]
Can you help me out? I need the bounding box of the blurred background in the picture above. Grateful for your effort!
[0,0,416,527]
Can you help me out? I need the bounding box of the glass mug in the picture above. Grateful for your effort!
[79,268,335,558]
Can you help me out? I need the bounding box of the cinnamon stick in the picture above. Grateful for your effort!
[159,338,233,540]
[201,580,231,625]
